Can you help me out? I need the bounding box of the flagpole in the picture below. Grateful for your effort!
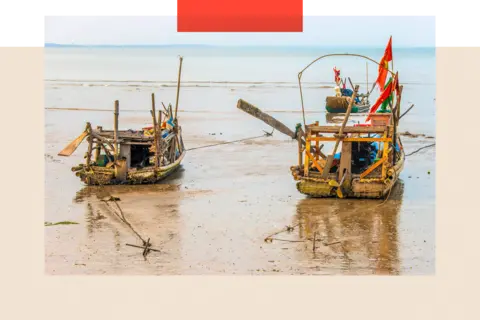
[366,62,369,98]
[390,36,394,74]
[389,36,395,112]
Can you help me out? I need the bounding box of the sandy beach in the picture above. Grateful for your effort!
[44,46,435,275]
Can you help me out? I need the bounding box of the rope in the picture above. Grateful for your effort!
[376,180,394,207]
[186,131,273,152]
[405,143,435,157]
[103,198,148,245]
[298,73,307,128]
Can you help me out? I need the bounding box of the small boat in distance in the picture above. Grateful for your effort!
[58,57,186,185]
[325,65,371,114]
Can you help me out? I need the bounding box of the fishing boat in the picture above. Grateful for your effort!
[237,40,408,199]
[58,57,186,185]
[325,65,371,114]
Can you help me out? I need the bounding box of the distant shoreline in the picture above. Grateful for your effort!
[44,43,436,50]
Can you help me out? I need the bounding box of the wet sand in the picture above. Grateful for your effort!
[45,84,435,275]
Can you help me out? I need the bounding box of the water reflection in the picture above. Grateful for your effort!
[295,180,404,275]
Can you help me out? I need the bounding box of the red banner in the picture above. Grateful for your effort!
[177,0,303,32]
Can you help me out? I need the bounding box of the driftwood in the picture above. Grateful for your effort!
[264,223,300,242]
[126,243,161,252]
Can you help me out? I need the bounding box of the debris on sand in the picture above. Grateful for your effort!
[400,131,424,138]
[45,221,79,226]
[400,132,435,139]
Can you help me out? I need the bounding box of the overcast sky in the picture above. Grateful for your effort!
[45,16,435,47]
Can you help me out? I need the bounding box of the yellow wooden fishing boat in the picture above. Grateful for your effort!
[237,50,407,199]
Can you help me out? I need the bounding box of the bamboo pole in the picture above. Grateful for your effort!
[321,85,359,178]
[158,109,163,165]
[297,127,304,167]
[114,100,119,162]
[151,93,159,168]
[86,122,93,169]
[174,56,183,119]
[392,85,403,165]
[94,126,102,162]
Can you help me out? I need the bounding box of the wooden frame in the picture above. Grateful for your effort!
[302,124,392,181]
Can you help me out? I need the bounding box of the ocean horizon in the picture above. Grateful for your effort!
[45,42,435,50]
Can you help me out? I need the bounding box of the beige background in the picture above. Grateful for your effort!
[1,47,478,319]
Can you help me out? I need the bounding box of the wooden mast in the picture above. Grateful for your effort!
[174,56,183,120]
[151,93,159,168]
[113,100,119,162]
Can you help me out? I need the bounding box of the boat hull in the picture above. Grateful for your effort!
[326,104,370,114]
[292,149,404,199]
[73,151,186,186]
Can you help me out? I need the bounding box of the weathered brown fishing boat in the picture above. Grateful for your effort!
[237,47,408,199]
[58,57,186,185]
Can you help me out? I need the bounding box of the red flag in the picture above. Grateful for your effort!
[333,67,340,84]
[375,36,393,89]
[367,73,398,122]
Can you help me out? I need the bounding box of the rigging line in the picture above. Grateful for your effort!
[405,143,436,157]
[186,130,274,152]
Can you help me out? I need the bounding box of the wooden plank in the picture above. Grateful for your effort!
[339,142,352,181]
[304,137,310,177]
[121,141,153,146]
[310,137,391,142]
[313,144,327,159]
[57,130,88,157]
[297,128,304,166]
[114,159,127,181]
[359,157,386,179]
[94,132,152,140]
[237,99,296,139]
[382,131,389,179]
[119,144,131,169]
[305,150,323,174]
[307,125,387,134]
